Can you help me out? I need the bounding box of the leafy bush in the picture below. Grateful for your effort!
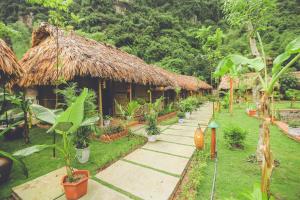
[223,125,247,149]
[288,120,300,128]
[158,102,175,116]
[221,92,230,109]
[177,112,185,118]
[100,125,124,136]
[179,99,193,113]
[145,98,161,136]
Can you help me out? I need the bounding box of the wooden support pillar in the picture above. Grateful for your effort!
[148,87,152,103]
[129,83,132,102]
[98,79,103,127]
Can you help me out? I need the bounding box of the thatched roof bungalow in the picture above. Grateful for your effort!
[19,23,212,118]
[0,39,23,85]
[19,23,174,88]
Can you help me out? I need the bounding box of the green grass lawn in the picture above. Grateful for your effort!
[179,104,300,200]
[159,116,178,126]
[0,127,146,199]
[274,100,300,110]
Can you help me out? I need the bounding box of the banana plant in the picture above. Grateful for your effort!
[214,54,249,114]
[216,35,300,196]
[14,89,98,181]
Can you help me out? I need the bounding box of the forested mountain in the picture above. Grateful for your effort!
[0,0,299,84]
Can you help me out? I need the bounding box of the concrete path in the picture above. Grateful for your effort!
[95,102,213,200]
[12,102,213,200]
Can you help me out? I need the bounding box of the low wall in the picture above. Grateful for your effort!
[278,109,300,122]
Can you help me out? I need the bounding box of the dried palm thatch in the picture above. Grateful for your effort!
[19,23,175,87]
[175,74,212,91]
[0,39,23,85]
[218,73,258,90]
[152,66,212,91]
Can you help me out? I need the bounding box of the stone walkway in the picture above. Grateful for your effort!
[12,102,213,200]
[95,102,213,200]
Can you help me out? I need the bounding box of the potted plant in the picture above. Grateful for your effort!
[74,127,91,164]
[0,126,28,184]
[103,115,112,127]
[17,89,95,199]
[247,105,257,117]
[179,99,192,119]
[177,112,185,124]
[145,112,160,142]
[56,84,99,164]
[145,98,162,142]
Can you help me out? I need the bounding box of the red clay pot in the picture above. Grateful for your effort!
[248,109,256,116]
[61,170,89,200]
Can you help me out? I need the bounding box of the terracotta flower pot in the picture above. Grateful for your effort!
[61,170,89,200]
[0,157,13,184]
[248,109,256,116]
[194,127,204,150]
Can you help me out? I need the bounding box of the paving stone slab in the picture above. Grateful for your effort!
[157,134,194,146]
[12,167,66,200]
[142,141,195,157]
[58,179,131,200]
[131,124,145,132]
[169,124,198,130]
[162,128,195,138]
[133,128,147,136]
[96,160,179,200]
[124,148,189,175]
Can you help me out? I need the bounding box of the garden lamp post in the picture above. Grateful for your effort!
[208,121,219,160]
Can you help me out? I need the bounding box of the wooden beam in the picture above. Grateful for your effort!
[98,79,103,127]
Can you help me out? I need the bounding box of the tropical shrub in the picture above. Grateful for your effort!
[177,112,185,119]
[100,124,125,135]
[145,98,161,136]
[56,83,99,149]
[223,125,248,149]
[279,72,298,98]
[15,89,91,182]
[158,102,175,116]
[179,99,193,113]
[285,89,300,108]
[288,120,300,128]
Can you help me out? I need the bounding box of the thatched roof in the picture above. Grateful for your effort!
[19,23,174,87]
[0,39,23,84]
[153,66,212,91]
[218,73,258,90]
[175,74,212,91]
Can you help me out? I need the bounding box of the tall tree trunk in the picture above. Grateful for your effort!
[247,23,260,57]
[23,110,30,144]
[229,77,233,114]
[259,93,274,197]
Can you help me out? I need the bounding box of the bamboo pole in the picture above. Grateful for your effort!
[98,79,103,127]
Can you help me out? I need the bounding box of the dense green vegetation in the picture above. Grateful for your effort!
[177,104,300,200]
[0,127,145,199]
[0,0,299,84]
